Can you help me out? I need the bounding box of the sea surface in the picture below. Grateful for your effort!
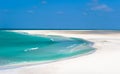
[0,30,95,66]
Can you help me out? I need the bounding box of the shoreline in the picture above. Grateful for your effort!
[0,48,96,70]
[0,30,120,74]
[0,31,96,70]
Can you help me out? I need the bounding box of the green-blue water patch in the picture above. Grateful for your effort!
[0,30,95,66]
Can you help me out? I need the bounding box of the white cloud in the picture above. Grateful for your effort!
[88,0,113,12]
[91,4,112,11]
[41,0,47,4]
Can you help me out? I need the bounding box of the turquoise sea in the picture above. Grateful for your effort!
[0,30,95,66]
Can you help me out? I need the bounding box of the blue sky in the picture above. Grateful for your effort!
[0,0,120,29]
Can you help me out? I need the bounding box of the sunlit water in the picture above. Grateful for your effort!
[0,30,95,66]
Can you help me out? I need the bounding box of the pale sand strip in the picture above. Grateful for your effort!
[0,30,120,74]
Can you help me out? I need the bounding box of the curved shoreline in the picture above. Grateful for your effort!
[0,30,120,74]
[0,31,95,69]
[0,48,96,70]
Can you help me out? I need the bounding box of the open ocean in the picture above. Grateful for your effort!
[0,30,95,66]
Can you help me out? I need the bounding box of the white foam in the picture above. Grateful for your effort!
[66,44,77,49]
[24,47,39,52]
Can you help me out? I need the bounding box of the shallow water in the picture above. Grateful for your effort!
[0,30,95,66]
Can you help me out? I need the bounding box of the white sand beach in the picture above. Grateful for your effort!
[0,30,120,74]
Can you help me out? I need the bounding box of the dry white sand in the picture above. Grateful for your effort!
[0,30,120,74]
